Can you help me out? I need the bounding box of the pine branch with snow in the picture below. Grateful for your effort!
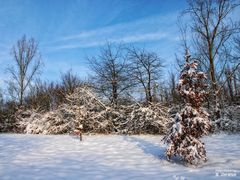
[164,51,211,164]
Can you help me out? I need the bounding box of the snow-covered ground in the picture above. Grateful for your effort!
[0,134,239,180]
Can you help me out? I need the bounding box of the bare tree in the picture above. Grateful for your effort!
[25,80,51,111]
[6,35,42,106]
[233,36,240,96]
[127,47,164,104]
[0,89,4,111]
[185,0,240,117]
[88,43,132,107]
[224,67,234,103]
[234,35,240,59]
[61,69,81,94]
[168,72,181,104]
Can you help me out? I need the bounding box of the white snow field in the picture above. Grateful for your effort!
[0,134,239,180]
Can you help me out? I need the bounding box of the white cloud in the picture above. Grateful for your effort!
[50,31,169,50]
[44,12,179,51]
[59,14,173,41]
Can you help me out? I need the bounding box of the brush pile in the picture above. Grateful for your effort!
[15,87,170,134]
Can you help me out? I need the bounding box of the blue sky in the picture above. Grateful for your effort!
[0,0,189,86]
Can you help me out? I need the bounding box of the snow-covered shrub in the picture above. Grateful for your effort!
[125,104,169,134]
[67,87,170,134]
[66,87,115,134]
[168,105,181,118]
[14,86,170,135]
[16,104,75,134]
[213,106,240,133]
[164,52,211,164]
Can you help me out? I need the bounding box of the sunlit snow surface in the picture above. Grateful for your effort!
[0,134,239,179]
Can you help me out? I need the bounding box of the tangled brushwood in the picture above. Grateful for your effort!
[213,105,240,133]
[66,87,170,134]
[163,52,211,164]
[14,86,170,135]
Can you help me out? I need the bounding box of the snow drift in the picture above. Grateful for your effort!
[0,134,239,179]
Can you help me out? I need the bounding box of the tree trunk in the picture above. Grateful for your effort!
[209,47,220,119]
[112,82,118,107]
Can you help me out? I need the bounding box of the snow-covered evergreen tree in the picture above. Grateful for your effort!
[164,50,211,164]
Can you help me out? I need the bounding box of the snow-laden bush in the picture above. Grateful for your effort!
[16,86,170,135]
[16,104,75,134]
[213,106,240,133]
[125,104,169,134]
[168,105,181,118]
[67,87,170,134]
